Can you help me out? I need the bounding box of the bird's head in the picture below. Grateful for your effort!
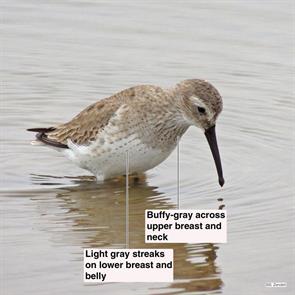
[175,79,224,187]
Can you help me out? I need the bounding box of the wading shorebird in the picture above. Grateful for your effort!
[28,79,224,186]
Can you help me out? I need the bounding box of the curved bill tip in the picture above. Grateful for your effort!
[205,125,225,187]
[219,177,225,187]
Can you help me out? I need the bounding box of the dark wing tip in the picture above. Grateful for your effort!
[37,133,69,149]
[27,127,68,149]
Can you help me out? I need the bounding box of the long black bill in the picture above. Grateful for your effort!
[204,125,224,187]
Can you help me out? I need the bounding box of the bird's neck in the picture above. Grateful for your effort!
[143,89,190,150]
[166,86,193,127]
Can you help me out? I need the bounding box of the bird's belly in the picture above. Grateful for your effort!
[63,134,174,180]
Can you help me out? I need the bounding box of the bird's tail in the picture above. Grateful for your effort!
[27,127,68,148]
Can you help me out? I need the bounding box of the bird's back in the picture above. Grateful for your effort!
[35,84,167,148]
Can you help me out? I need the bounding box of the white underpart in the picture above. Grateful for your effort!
[62,105,174,180]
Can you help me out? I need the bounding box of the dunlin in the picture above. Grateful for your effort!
[28,79,224,186]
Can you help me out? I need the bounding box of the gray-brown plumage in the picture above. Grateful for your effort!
[28,79,224,186]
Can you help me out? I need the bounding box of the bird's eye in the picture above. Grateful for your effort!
[197,106,206,114]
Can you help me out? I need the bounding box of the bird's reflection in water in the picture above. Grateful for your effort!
[31,174,223,294]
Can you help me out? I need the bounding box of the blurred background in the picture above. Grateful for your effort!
[1,0,294,294]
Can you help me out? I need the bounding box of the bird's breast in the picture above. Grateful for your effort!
[64,131,175,179]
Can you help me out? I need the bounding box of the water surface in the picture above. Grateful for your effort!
[1,0,294,294]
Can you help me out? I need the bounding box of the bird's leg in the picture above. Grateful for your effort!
[130,173,146,185]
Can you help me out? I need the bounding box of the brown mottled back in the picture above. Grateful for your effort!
[47,85,164,145]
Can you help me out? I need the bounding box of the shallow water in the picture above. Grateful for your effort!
[1,0,294,294]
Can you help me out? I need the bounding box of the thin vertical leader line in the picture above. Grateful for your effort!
[125,150,129,248]
[177,136,180,209]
